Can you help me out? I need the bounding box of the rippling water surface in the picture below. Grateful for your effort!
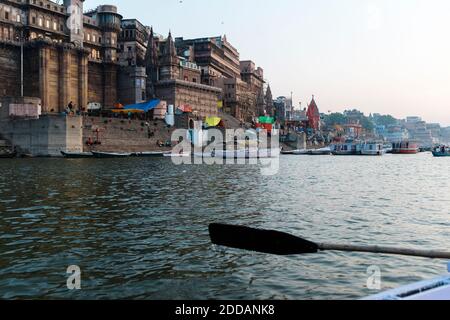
[0,153,449,299]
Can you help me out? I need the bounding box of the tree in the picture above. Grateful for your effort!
[324,113,347,126]
[375,115,398,127]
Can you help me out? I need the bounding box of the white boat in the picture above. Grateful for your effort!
[364,275,450,300]
[163,152,191,158]
[360,142,385,156]
[133,151,168,158]
[292,149,309,155]
[331,142,362,156]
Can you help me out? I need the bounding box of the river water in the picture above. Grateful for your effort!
[0,153,449,300]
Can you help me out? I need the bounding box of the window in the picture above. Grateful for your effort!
[5,12,9,20]
[16,15,21,23]
[92,35,96,43]
[46,20,50,28]
[38,18,43,27]
[87,34,90,41]
[32,17,36,24]
[53,22,57,31]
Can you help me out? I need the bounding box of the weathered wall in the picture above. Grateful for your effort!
[0,43,20,97]
[83,116,176,153]
[0,97,83,156]
[88,62,104,106]
[155,80,221,118]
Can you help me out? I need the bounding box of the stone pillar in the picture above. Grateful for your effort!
[78,51,89,111]
[103,63,118,109]
[39,46,50,113]
[59,47,71,113]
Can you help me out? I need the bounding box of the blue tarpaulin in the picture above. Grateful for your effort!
[123,99,161,112]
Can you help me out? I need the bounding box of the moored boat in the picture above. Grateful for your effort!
[133,151,168,158]
[331,142,362,156]
[392,141,419,154]
[61,151,94,158]
[292,149,309,155]
[163,152,192,158]
[309,147,332,156]
[432,145,450,157]
[360,142,385,156]
[92,151,132,158]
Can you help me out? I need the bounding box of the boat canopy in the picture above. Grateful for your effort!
[123,99,161,113]
[258,116,275,124]
[205,117,222,127]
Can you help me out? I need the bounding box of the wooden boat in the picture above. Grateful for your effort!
[360,142,385,156]
[92,151,132,158]
[392,141,419,154]
[364,274,450,300]
[309,147,332,156]
[292,149,309,155]
[281,150,296,155]
[432,146,450,157]
[61,151,94,159]
[133,151,168,158]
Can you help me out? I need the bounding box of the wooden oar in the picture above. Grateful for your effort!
[209,224,450,259]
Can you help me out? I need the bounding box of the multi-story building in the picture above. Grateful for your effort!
[0,0,122,112]
[118,19,150,67]
[240,60,265,116]
[146,30,221,118]
[175,35,241,88]
[222,77,256,122]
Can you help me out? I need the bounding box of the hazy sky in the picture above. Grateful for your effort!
[87,0,450,125]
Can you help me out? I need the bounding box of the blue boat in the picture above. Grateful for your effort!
[432,146,450,157]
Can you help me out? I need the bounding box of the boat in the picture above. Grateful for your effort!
[432,146,450,157]
[360,142,385,156]
[281,149,296,155]
[309,147,332,156]
[163,152,192,158]
[292,149,309,155]
[364,274,450,300]
[331,142,362,156]
[61,151,94,158]
[91,151,132,158]
[132,151,168,158]
[383,143,393,154]
[392,141,419,154]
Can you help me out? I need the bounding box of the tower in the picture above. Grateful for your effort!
[158,31,180,81]
[145,27,159,98]
[64,0,85,47]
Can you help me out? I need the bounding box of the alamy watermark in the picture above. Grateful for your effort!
[67,265,82,290]
[170,125,281,176]
[366,265,382,290]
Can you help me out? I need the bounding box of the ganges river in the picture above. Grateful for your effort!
[1,153,449,299]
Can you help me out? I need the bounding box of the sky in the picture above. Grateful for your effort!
[86,0,450,126]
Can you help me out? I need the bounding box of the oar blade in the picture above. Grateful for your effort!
[209,224,319,256]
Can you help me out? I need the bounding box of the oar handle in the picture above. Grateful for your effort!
[319,243,450,260]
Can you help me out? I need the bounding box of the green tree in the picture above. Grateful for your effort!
[375,115,397,127]
[324,113,347,126]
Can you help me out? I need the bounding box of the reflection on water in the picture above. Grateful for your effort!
[0,153,449,299]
